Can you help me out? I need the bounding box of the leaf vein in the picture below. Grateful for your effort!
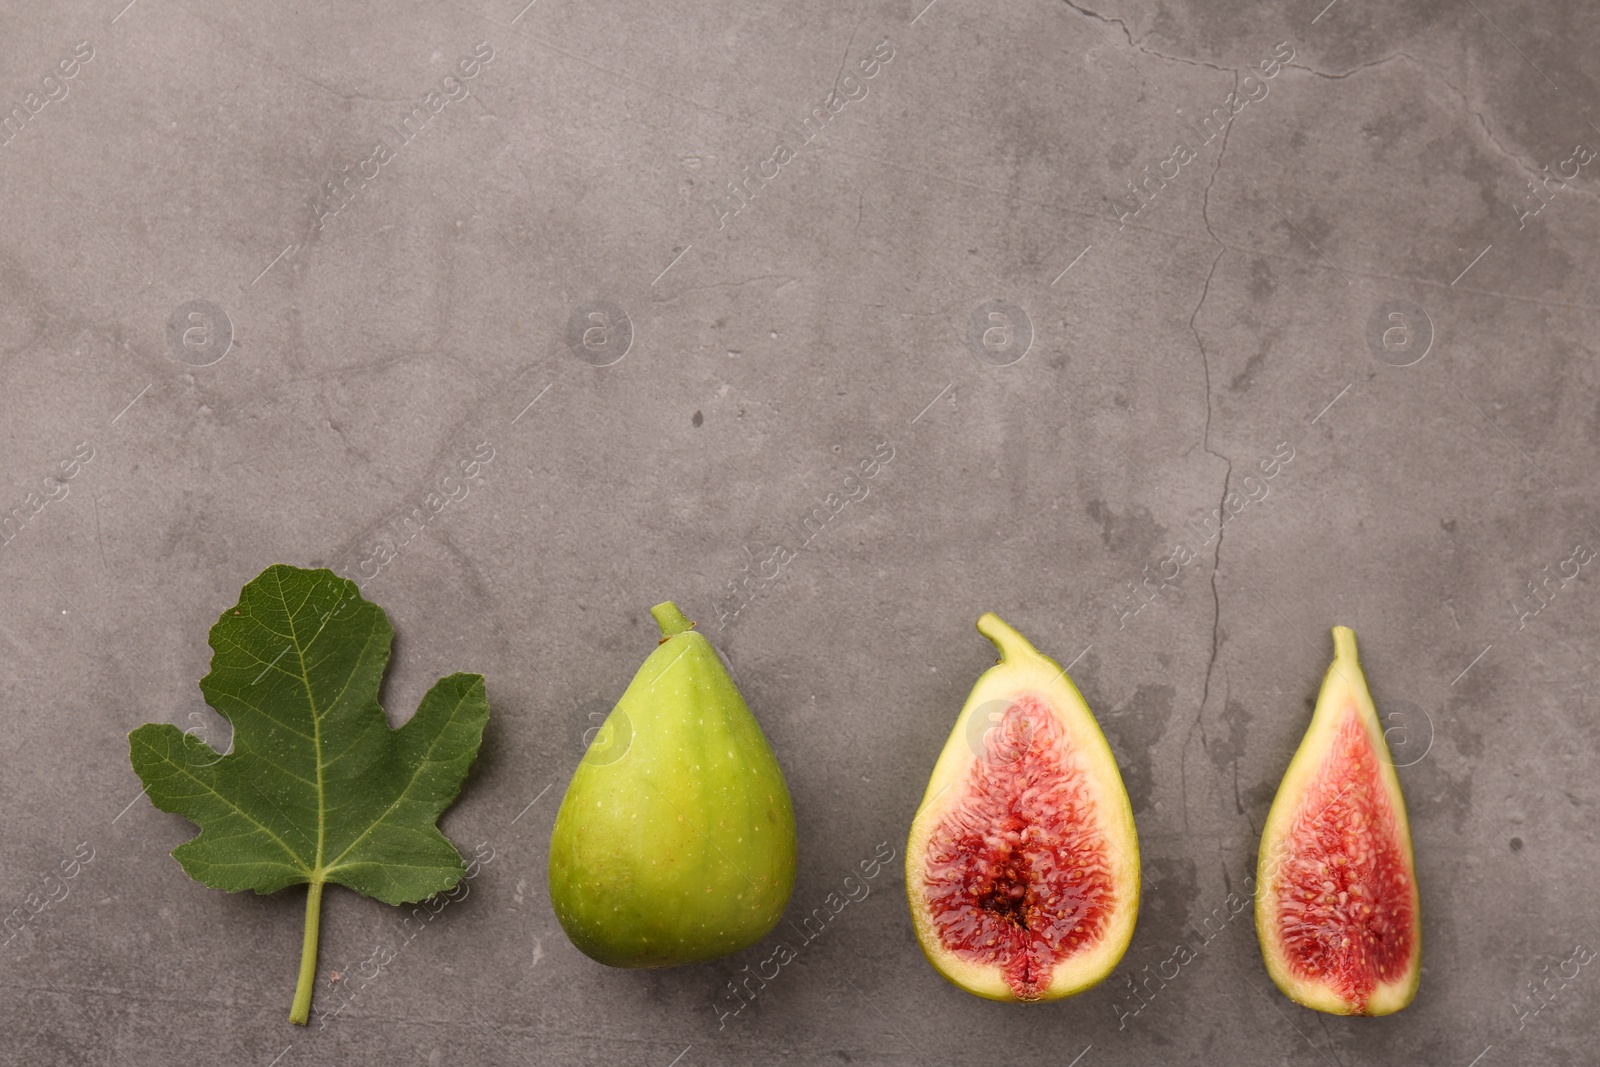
[132,733,312,872]
[321,682,480,872]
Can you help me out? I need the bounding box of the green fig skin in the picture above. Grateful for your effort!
[548,603,797,968]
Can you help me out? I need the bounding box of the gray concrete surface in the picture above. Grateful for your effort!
[2,0,1597,1062]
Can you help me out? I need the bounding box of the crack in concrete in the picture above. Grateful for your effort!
[1282,53,1410,80]
[91,489,109,575]
[832,0,869,93]
[1421,60,1598,199]
[1178,73,1237,831]
[1059,0,1241,76]
[1289,51,1597,200]
[1313,1012,1349,1066]
[322,412,380,472]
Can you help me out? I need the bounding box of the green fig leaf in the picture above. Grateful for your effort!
[128,564,490,1025]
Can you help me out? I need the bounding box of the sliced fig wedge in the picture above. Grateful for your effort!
[906,613,1139,1002]
[1255,626,1421,1015]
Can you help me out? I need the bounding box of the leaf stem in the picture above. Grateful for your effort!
[289,878,324,1025]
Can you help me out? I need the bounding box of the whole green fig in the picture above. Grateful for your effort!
[548,602,797,967]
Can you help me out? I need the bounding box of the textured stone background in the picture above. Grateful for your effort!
[2,0,1597,1063]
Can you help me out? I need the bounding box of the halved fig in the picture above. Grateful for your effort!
[1255,626,1421,1015]
[905,613,1139,1002]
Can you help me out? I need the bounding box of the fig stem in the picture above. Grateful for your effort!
[651,602,695,638]
[976,612,1034,663]
[289,877,324,1025]
[1331,625,1359,664]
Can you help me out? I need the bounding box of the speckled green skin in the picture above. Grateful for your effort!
[548,604,797,968]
